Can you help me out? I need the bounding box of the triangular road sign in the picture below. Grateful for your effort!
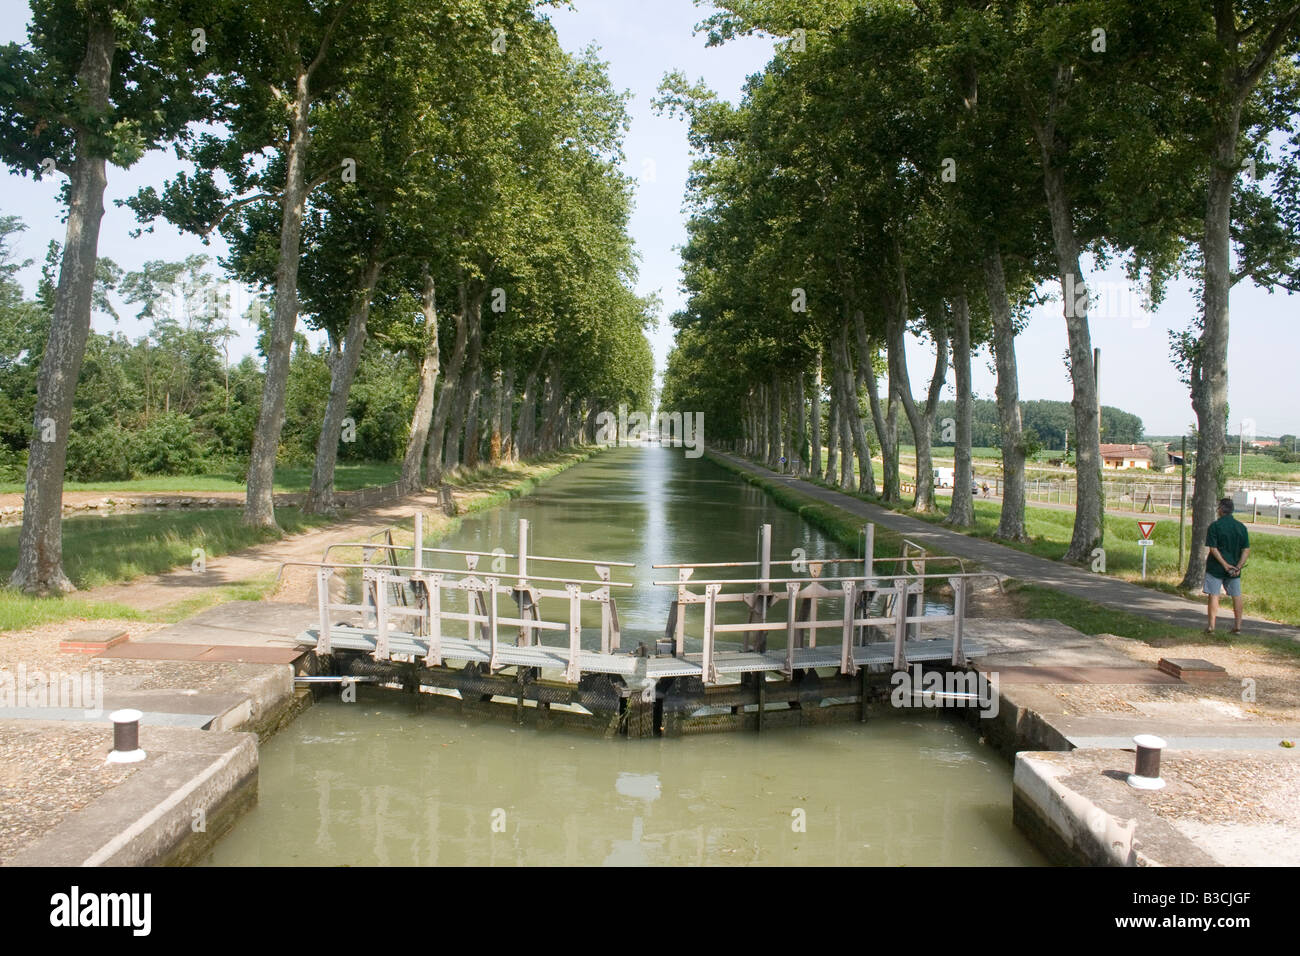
[1138,521,1156,540]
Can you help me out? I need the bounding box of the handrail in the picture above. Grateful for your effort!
[652,571,1001,587]
[651,554,964,570]
[280,559,634,589]
[322,541,635,568]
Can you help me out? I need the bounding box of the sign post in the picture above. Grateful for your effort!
[1138,520,1156,579]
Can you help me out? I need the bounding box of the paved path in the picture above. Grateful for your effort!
[716,452,1300,642]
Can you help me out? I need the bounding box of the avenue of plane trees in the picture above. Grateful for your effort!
[0,0,653,594]
[658,0,1300,588]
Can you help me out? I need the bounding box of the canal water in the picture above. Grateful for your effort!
[205,447,1044,865]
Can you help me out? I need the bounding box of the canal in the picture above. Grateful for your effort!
[205,447,1044,865]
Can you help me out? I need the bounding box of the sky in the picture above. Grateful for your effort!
[1,0,1296,437]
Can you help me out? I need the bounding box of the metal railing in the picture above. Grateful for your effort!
[283,515,634,684]
[285,515,995,687]
[652,569,997,683]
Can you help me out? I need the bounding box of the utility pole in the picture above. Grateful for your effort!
[1238,420,1244,475]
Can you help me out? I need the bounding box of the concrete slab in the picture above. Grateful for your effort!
[96,642,211,660]
[4,721,258,867]
[196,646,304,665]
[965,620,1144,668]
[1013,748,1300,866]
[135,601,319,647]
[0,707,212,727]
[95,642,304,665]
[1067,736,1300,751]
[989,666,1182,685]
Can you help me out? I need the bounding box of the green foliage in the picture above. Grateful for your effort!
[132,412,206,475]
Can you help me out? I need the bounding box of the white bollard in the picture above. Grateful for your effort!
[106,708,147,764]
[1126,733,1166,790]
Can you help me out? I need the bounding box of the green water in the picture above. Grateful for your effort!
[206,447,1044,866]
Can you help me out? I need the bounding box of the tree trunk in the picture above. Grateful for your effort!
[838,318,875,496]
[488,367,503,464]
[516,363,541,457]
[826,370,839,482]
[443,320,480,473]
[304,251,383,514]
[838,376,853,490]
[793,371,807,476]
[10,10,115,594]
[499,367,516,462]
[764,374,774,470]
[1041,158,1104,562]
[780,375,794,470]
[809,353,823,481]
[892,299,949,513]
[462,361,483,470]
[400,267,439,491]
[426,282,474,482]
[244,65,315,529]
[538,368,564,452]
[983,247,1028,540]
[947,293,975,527]
[536,373,556,452]
[859,314,897,502]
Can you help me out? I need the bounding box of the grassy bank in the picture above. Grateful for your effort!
[906,493,1300,628]
[711,451,1299,658]
[0,506,331,631]
[780,451,1300,628]
[0,448,598,633]
[707,452,907,562]
[0,461,402,495]
[0,507,331,591]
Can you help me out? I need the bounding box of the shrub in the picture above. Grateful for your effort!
[130,412,205,475]
[66,424,136,481]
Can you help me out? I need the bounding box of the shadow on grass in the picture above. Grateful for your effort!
[0,507,331,591]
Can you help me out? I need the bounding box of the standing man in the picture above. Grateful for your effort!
[1204,497,1250,634]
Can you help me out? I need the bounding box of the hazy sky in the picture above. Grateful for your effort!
[1,0,1295,436]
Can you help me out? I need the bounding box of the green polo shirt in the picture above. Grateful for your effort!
[1206,514,1249,579]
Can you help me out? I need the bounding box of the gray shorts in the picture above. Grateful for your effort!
[1204,574,1242,597]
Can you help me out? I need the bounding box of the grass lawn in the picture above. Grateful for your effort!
[0,448,599,633]
[906,493,1300,627]
[1007,580,1300,661]
[0,576,279,633]
[0,507,331,590]
[0,461,402,495]
[0,508,331,632]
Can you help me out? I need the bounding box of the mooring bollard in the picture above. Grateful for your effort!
[1126,733,1166,790]
[106,708,147,764]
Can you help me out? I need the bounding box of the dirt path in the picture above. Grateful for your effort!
[81,489,445,611]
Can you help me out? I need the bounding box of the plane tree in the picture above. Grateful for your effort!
[0,0,218,592]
